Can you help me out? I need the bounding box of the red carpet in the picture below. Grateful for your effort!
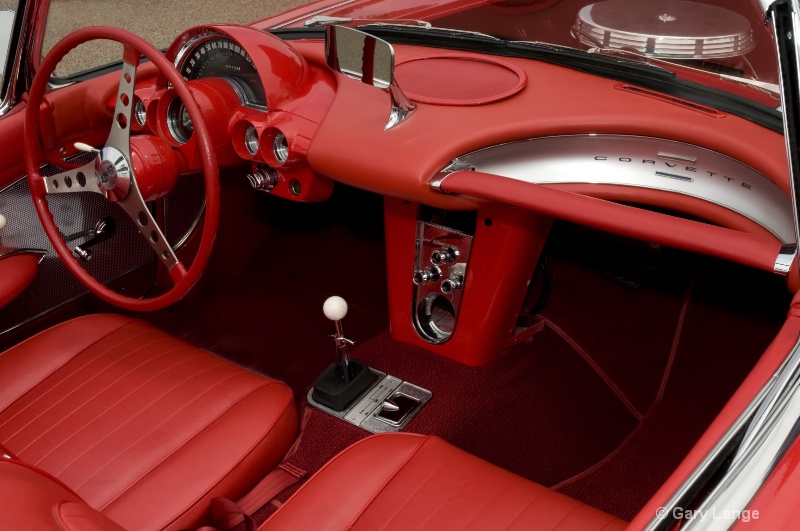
[133,182,788,521]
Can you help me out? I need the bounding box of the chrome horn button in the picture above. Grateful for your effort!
[95,146,131,200]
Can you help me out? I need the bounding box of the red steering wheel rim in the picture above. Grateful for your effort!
[24,26,219,311]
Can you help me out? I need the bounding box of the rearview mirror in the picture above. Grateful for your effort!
[325,25,415,129]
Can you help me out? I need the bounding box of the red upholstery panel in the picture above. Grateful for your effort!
[0,459,123,531]
[0,314,297,530]
[264,433,626,530]
[0,253,41,309]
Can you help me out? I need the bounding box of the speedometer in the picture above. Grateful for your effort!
[176,34,267,109]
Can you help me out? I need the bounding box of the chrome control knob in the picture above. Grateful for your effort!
[247,168,277,192]
[430,247,457,266]
[440,275,463,294]
[412,266,441,285]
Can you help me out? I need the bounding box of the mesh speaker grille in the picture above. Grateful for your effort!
[0,160,204,335]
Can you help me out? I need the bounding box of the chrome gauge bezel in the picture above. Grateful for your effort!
[134,98,147,127]
[166,96,193,144]
[273,131,289,163]
[173,30,267,111]
[245,125,259,155]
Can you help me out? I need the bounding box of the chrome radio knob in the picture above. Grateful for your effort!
[440,275,463,294]
[412,266,441,285]
[430,247,457,266]
[247,168,277,192]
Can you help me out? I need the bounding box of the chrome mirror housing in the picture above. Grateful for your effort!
[0,9,14,98]
[325,25,415,129]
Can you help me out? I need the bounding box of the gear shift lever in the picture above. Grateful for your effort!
[323,296,354,383]
[311,296,378,412]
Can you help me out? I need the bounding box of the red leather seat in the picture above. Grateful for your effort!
[0,314,297,530]
[263,433,627,531]
[0,458,124,531]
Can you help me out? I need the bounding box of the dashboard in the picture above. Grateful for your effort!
[115,23,794,284]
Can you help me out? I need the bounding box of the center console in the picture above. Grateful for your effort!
[384,197,553,366]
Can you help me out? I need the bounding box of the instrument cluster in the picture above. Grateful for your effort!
[130,25,336,203]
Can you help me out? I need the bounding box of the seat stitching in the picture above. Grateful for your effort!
[1,333,174,446]
[0,324,152,429]
[600,514,624,529]
[266,434,428,525]
[28,350,209,467]
[0,315,134,411]
[359,438,461,531]
[501,487,552,530]
[95,378,275,512]
[413,458,486,530]
[460,479,521,529]
[124,383,293,530]
[14,342,189,456]
[49,359,234,479]
[0,328,162,433]
[548,498,583,530]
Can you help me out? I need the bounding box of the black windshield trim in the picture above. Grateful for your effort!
[270,26,782,133]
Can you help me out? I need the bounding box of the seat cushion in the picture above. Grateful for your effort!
[0,314,297,530]
[264,433,626,531]
[0,459,124,531]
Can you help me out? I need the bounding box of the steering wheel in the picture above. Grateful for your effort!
[24,27,219,311]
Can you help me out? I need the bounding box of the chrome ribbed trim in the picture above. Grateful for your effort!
[573,1,755,59]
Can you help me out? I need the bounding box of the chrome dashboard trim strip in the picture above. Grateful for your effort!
[774,244,797,274]
[272,0,357,29]
[642,383,771,530]
[0,247,47,263]
[437,134,795,244]
[678,333,800,530]
[0,1,31,117]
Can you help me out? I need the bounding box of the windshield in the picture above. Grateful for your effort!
[39,0,780,107]
[42,0,307,78]
[282,0,779,106]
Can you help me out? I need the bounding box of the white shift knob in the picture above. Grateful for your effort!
[0,213,6,231]
[323,296,348,321]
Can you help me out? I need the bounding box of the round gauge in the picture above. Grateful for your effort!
[177,34,267,109]
[167,97,193,143]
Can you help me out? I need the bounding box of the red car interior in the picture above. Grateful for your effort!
[264,433,627,530]
[1,0,799,529]
[0,314,296,529]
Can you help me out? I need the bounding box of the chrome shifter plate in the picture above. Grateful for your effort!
[307,370,432,433]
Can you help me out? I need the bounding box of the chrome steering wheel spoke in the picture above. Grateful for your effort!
[43,158,103,195]
[116,182,181,275]
[106,54,137,151]
[103,50,184,277]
